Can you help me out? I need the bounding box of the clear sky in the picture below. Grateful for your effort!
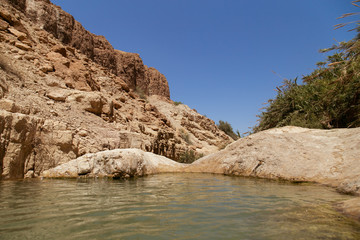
[51,0,357,134]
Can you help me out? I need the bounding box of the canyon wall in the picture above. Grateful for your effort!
[0,0,232,179]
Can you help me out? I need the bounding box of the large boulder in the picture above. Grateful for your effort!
[188,126,360,195]
[41,148,185,178]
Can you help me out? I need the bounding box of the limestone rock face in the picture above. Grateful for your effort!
[6,0,170,98]
[0,110,78,179]
[148,96,232,156]
[0,0,231,179]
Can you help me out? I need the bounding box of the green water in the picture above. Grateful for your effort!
[0,174,359,240]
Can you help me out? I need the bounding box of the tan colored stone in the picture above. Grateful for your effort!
[66,91,105,115]
[188,126,360,196]
[15,42,31,51]
[0,7,13,23]
[0,18,9,31]
[39,63,54,73]
[46,89,71,101]
[0,99,19,113]
[8,27,26,40]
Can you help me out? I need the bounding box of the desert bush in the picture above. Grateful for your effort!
[173,101,183,106]
[178,150,204,164]
[217,120,239,140]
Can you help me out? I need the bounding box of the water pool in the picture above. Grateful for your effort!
[0,173,359,239]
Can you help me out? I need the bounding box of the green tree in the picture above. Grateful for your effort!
[217,120,239,140]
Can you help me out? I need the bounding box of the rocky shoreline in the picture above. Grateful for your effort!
[41,126,360,221]
[0,0,359,224]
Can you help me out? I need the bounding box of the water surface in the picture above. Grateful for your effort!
[0,173,359,240]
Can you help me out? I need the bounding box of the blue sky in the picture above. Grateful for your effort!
[51,0,357,134]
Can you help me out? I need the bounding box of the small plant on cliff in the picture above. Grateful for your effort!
[173,101,183,106]
[217,120,239,140]
[178,150,204,164]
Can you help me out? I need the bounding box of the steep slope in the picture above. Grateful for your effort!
[0,0,232,179]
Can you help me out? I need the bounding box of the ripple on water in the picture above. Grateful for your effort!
[0,174,360,240]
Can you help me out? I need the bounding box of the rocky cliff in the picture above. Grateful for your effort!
[0,0,232,179]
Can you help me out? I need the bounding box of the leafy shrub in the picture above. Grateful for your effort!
[174,101,183,106]
[178,150,204,164]
[253,4,360,132]
[217,120,239,140]
[254,40,360,132]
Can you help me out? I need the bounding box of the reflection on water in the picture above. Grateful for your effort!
[0,174,359,240]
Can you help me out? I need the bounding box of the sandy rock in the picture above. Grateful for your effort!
[42,149,185,178]
[0,7,13,23]
[188,126,360,195]
[8,27,26,41]
[46,88,71,101]
[0,110,38,179]
[66,91,105,115]
[51,45,67,57]
[0,18,9,30]
[77,129,88,137]
[145,66,170,98]
[44,75,66,88]
[39,63,54,73]
[0,98,19,112]
[15,42,31,51]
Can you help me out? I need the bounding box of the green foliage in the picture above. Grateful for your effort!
[217,120,239,140]
[178,150,204,164]
[254,29,360,132]
[173,101,183,106]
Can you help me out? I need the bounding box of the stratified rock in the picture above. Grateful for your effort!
[41,148,185,178]
[15,42,31,51]
[7,0,170,99]
[0,18,9,30]
[115,50,147,92]
[8,27,26,40]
